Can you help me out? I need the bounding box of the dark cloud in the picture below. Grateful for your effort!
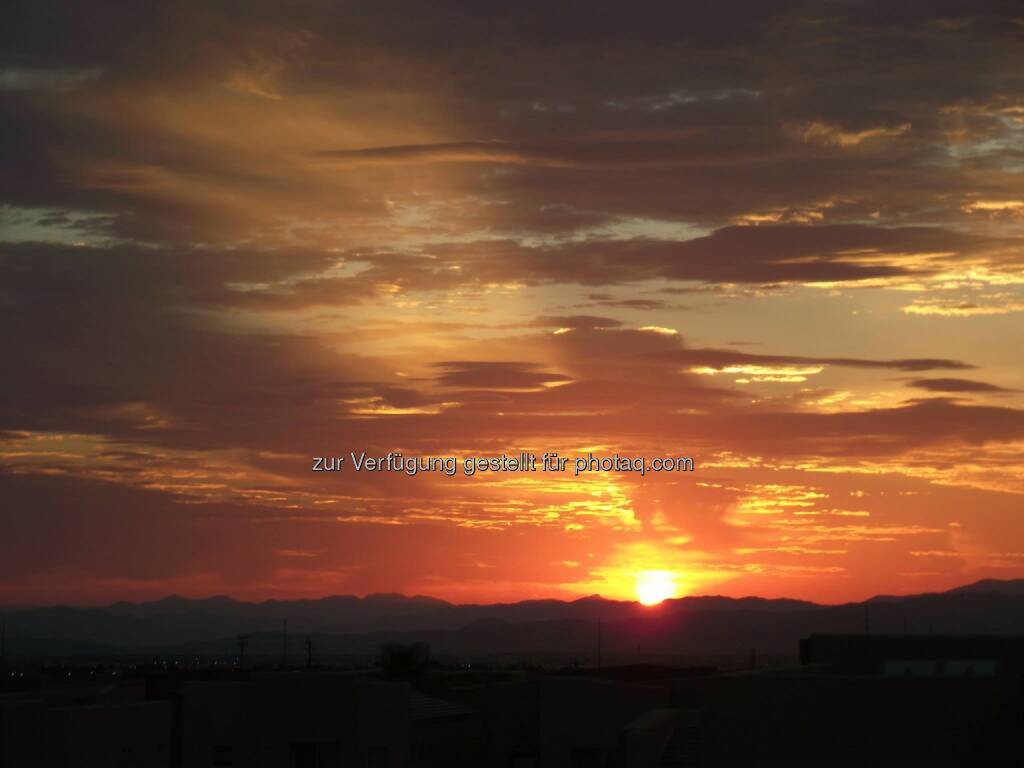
[531,326,972,373]
[432,362,573,391]
[707,399,1024,457]
[401,226,1014,290]
[677,349,972,373]
[908,378,1014,394]
[3,0,1024,244]
[580,294,668,310]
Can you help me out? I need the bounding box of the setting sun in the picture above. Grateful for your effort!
[635,570,678,606]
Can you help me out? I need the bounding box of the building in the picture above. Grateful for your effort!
[799,633,1024,675]
[168,672,409,768]
[1,683,171,768]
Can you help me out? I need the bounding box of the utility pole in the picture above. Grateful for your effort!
[282,619,288,668]
[597,619,602,669]
[237,634,249,667]
[305,637,313,668]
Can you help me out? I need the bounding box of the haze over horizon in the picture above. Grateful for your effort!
[3,1,1024,608]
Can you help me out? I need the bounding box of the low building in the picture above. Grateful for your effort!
[172,672,409,768]
[621,708,701,768]
[409,690,482,767]
[799,633,1024,675]
[1,692,170,768]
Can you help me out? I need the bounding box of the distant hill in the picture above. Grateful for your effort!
[5,579,1024,661]
[945,578,1024,596]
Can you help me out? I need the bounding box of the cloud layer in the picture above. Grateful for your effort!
[2,0,1023,604]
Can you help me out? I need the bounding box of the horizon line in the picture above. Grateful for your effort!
[1,576,1011,611]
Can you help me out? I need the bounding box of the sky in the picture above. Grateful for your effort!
[2,0,1024,606]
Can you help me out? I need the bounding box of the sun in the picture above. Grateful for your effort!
[635,569,678,606]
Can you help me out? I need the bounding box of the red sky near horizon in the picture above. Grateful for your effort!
[2,1,1024,607]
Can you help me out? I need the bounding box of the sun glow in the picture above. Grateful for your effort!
[635,569,678,606]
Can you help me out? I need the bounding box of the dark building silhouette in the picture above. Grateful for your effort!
[800,633,1024,675]
[161,672,409,767]
[408,690,481,767]
[0,681,170,767]
[4,638,1024,767]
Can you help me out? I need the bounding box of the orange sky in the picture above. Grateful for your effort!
[2,0,1023,606]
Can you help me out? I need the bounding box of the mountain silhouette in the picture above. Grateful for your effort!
[4,579,1024,661]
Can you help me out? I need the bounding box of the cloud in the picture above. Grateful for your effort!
[432,362,574,391]
[3,0,1023,247]
[902,298,1024,316]
[908,378,1014,394]
[675,347,972,373]
[400,225,1013,290]
[313,134,793,171]
[3,0,1024,604]
[0,66,102,92]
[531,315,624,330]
[580,294,668,310]
[796,121,913,148]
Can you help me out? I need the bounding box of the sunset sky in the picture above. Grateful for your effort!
[2,0,1024,606]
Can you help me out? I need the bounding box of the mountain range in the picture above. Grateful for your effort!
[4,579,1024,662]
